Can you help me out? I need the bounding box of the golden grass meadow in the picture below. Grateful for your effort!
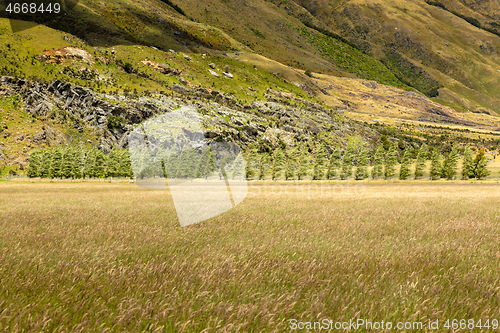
[1,180,500,332]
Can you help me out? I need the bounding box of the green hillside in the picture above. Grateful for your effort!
[289,0,500,114]
[3,0,500,176]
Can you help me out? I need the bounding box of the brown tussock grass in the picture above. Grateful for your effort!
[1,182,500,332]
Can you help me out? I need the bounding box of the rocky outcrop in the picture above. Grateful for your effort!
[35,46,94,65]
[0,76,370,160]
[140,60,182,76]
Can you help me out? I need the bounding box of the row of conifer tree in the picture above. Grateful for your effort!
[25,142,491,180]
[26,147,133,179]
[245,143,491,181]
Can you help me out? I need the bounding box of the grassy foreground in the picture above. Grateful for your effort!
[1,182,500,332]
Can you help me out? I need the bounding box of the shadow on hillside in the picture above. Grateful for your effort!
[0,0,204,52]
[0,0,79,32]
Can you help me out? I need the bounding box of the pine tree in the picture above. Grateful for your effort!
[119,149,133,178]
[326,147,341,180]
[72,148,83,179]
[197,146,214,179]
[40,150,52,178]
[176,145,196,179]
[83,149,96,178]
[461,144,474,180]
[153,147,169,178]
[231,153,245,180]
[297,148,309,180]
[355,147,369,180]
[441,145,460,180]
[429,148,442,180]
[164,147,179,178]
[384,144,397,180]
[399,148,412,180]
[473,148,491,179]
[49,147,63,178]
[271,147,286,180]
[414,144,428,179]
[258,154,270,180]
[93,149,107,178]
[372,145,384,179]
[340,145,354,180]
[61,147,75,179]
[285,146,299,180]
[312,143,327,180]
[27,149,43,178]
[105,148,121,177]
[245,146,259,180]
[218,152,232,181]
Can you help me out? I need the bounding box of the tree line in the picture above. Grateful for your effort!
[130,144,245,181]
[245,143,491,181]
[26,147,133,179]
[26,142,492,181]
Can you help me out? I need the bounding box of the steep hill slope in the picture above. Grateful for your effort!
[2,0,500,175]
[288,0,500,115]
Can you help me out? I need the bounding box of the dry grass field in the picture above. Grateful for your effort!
[1,181,500,332]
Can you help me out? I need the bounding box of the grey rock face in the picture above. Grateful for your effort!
[0,76,365,157]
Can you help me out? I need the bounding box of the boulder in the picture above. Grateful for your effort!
[362,81,378,89]
[140,60,182,76]
[222,72,234,79]
[208,69,220,77]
